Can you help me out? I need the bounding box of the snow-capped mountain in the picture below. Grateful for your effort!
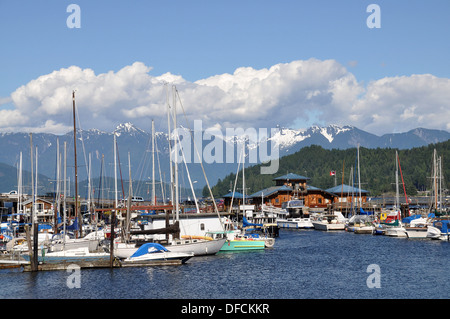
[269,124,450,155]
[0,123,448,193]
[270,124,355,151]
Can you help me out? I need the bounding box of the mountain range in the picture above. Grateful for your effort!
[0,123,448,196]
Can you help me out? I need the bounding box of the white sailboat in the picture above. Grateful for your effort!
[351,145,375,234]
[383,151,407,238]
[113,85,226,258]
[426,150,448,241]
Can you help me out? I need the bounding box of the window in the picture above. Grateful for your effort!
[200,223,205,231]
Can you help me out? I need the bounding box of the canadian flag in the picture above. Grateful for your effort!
[330,171,336,176]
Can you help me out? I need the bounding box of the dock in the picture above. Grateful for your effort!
[0,255,184,272]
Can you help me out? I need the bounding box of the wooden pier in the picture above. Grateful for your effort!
[0,255,184,272]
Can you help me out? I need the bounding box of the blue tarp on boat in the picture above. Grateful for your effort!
[65,217,78,231]
[130,243,168,258]
[38,224,52,231]
[359,208,374,215]
[242,216,263,228]
[402,214,422,223]
[433,220,450,234]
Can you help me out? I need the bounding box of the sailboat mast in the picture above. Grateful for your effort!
[114,133,118,209]
[63,142,67,247]
[433,149,437,211]
[54,138,60,233]
[439,156,442,213]
[395,150,400,210]
[166,84,174,208]
[29,133,38,271]
[357,145,362,208]
[72,90,80,237]
[126,151,132,241]
[18,152,22,215]
[242,141,245,220]
[173,86,179,222]
[30,134,34,225]
[152,119,156,206]
[88,153,91,221]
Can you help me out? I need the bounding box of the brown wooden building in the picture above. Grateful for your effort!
[249,174,370,211]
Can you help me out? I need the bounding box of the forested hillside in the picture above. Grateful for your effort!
[207,140,449,197]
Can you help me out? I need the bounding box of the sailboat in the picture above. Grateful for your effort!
[21,246,110,264]
[382,151,407,238]
[217,142,273,251]
[426,150,448,240]
[344,145,375,234]
[113,85,226,258]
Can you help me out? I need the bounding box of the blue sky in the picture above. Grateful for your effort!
[0,0,449,135]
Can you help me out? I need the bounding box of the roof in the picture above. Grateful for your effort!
[249,185,292,198]
[22,198,54,205]
[306,185,336,197]
[222,191,244,199]
[326,184,370,195]
[273,173,310,181]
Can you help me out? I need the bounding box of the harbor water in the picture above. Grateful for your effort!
[0,229,448,299]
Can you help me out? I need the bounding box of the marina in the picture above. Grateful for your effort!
[0,90,447,304]
[0,228,448,299]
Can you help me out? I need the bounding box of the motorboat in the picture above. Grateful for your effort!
[426,220,450,241]
[384,226,407,238]
[21,246,110,264]
[277,217,313,229]
[278,200,313,229]
[123,243,193,264]
[311,212,346,231]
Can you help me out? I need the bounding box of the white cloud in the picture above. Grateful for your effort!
[354,74,450,133]
[1,60,449,135]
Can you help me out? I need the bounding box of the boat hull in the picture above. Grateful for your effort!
[427,226,449,241]
[220,239,266,251]
[384,227,407,237]
[405,227,429,239]
[124,251,194,264]
[166,238,227,256]
[277,218,313,229]
[312,222,345,231]
[354,226,374,234]
[22,247,110,264]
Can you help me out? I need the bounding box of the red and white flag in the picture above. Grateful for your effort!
[330,171,336,176]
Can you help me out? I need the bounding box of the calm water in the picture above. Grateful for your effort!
[0,229,448,299]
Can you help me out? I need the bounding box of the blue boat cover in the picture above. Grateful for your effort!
[359,207,374,215]
[242,216,263,228]
[130,243,168,258]
[402,214,422,223]
[66,217,78,231]
[433,220,450,234]
[38,224,53,231]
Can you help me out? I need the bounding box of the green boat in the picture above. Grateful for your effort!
[207,231,269,252]
[220,238,266,251]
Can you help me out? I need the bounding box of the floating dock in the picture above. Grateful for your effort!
[0,255,184,272]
